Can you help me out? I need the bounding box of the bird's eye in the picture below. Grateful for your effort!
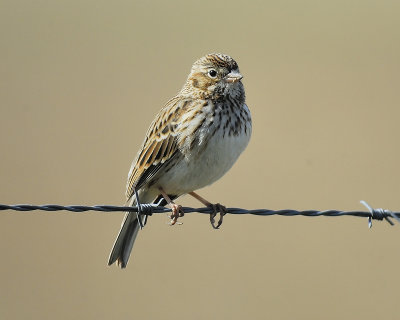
[208,69,217,78]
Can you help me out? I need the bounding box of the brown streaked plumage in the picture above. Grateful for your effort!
[108,53,252,268]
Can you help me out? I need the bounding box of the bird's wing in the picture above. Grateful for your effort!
[125,96,189,201]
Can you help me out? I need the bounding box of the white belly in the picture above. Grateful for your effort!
[154,124,251,195]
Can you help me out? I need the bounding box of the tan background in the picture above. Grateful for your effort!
[1,0,399,319]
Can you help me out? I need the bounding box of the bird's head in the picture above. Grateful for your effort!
[182,53,245,101]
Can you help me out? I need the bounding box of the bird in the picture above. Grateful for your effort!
[108,53,252,268]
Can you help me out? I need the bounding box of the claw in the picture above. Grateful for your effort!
[209,203,227,229]
[169,203,184,226]
[210,209,217,228]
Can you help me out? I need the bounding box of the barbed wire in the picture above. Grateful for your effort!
[0,200,399,228]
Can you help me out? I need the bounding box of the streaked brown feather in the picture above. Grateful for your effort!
[125,96,189,200]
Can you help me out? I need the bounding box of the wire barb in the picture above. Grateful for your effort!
[134,188,144,229]
[360,200,399,228]
[0,201,399,228]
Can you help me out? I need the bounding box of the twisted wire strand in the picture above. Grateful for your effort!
[0,201,399,227]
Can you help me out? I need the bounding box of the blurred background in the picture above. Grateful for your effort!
[1,0,399,319]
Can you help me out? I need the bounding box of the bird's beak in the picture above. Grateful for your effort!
[225,71,243,83]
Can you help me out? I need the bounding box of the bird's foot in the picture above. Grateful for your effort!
[169,203,184,226]
[209,203,227,229]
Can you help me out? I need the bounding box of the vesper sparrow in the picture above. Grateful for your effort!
[108,53,252,268]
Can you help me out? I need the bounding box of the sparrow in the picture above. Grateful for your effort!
[108,53,252,268]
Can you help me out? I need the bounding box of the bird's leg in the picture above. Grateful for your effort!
[158,187,184,225]
[188,192,227,229]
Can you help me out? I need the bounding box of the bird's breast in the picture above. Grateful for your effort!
[155,102,251,194]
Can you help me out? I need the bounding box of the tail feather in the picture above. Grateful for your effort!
[108,212,142,268]
[108,190,175,268]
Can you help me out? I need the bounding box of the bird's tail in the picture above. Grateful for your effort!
[108,197,145,268]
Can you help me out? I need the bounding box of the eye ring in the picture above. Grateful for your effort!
[208,69,217,78]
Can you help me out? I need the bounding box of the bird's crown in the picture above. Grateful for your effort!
[192,53,238,71]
